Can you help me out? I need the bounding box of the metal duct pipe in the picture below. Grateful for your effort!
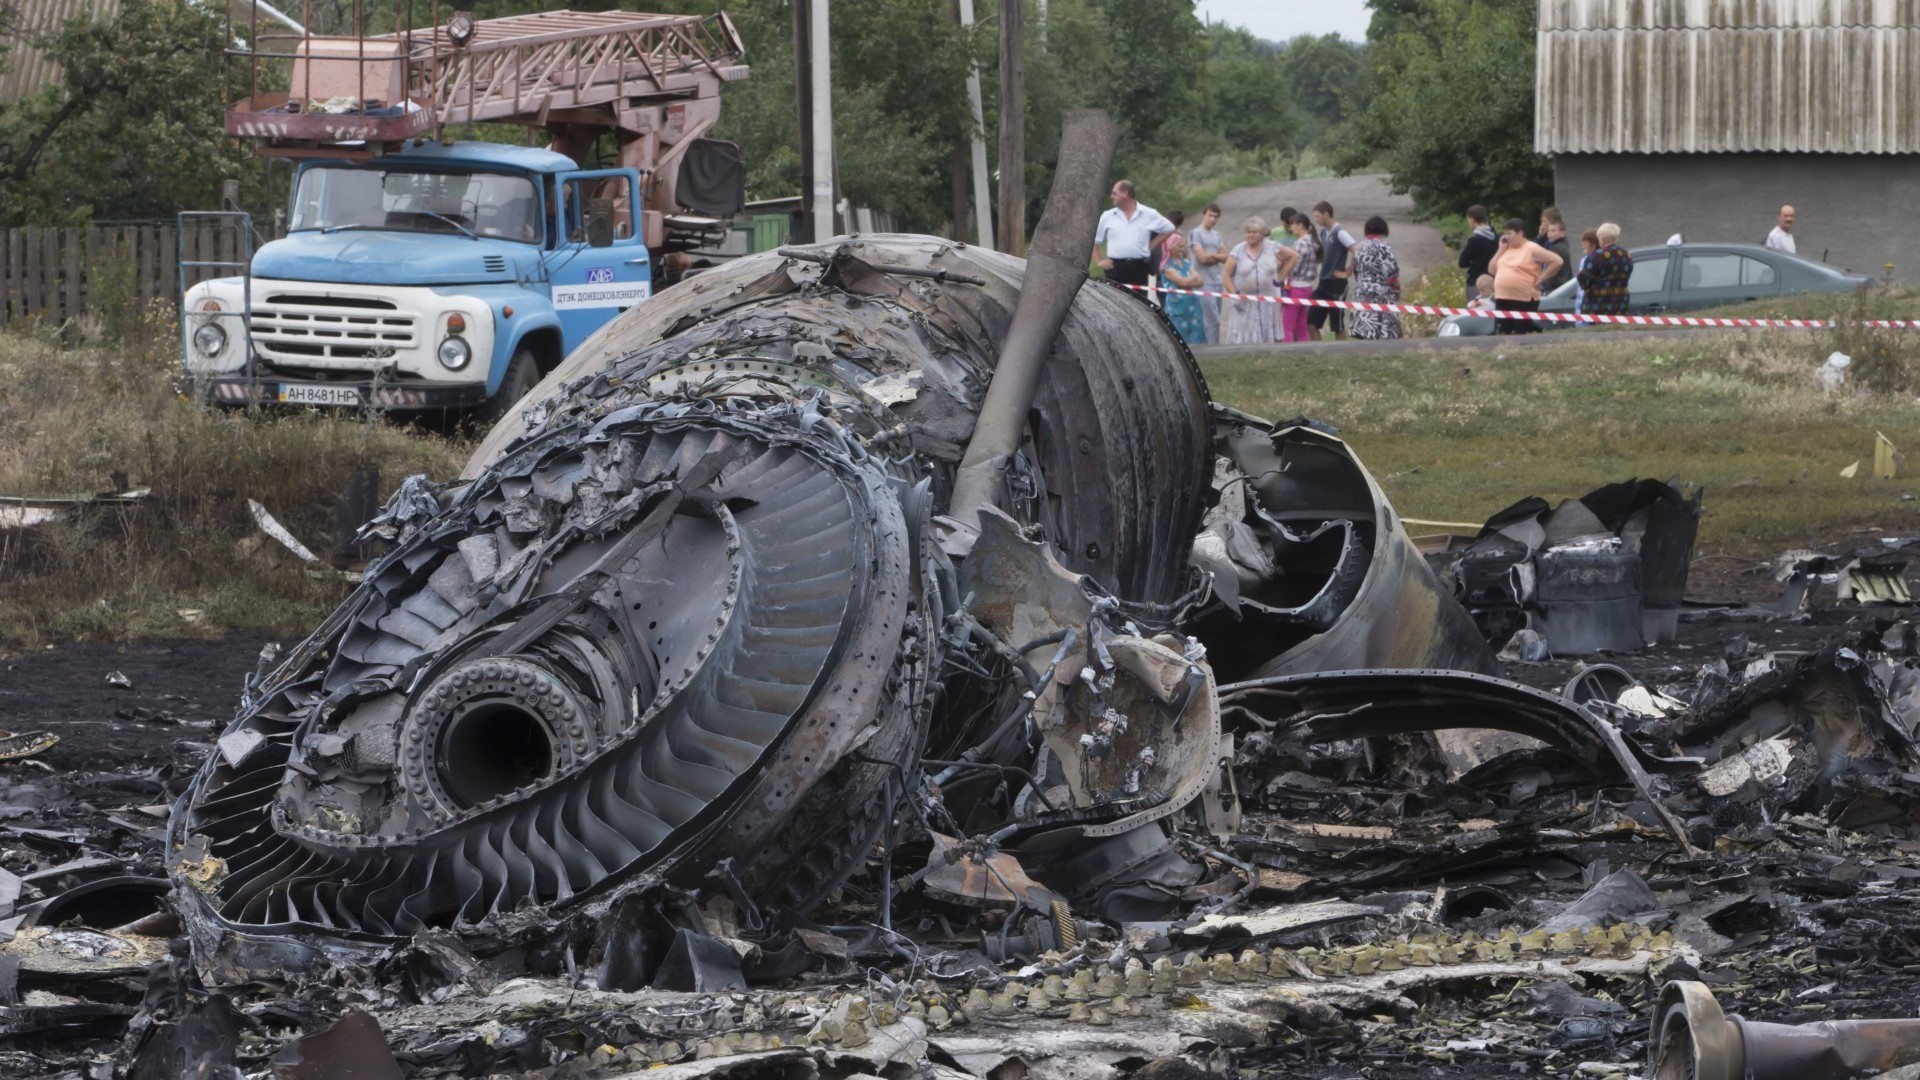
[1652,980,1920,1080]
[948,108,1119,532]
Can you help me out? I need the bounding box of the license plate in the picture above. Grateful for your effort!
[279,384,361,407]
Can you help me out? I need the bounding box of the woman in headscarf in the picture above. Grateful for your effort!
[1223,216,1296,345]
[1578,222,1633,319]
[1157,231,1206,344]
[1347,216,1402,340]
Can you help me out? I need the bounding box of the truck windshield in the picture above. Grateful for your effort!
[290,167,541,243]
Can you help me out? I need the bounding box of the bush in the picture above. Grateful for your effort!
[1826,286,1920,395]
[1401,268,1468,338]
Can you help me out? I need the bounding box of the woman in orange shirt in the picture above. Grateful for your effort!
[1488,217,1564,335]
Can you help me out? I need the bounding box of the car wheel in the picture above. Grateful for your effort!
[477,347,540,426]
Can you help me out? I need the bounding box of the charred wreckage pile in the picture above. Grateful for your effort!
[10,112,1920,1079]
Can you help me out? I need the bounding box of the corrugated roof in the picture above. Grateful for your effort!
[1543,0,1920,29]
[0,0,122,104]
[1536,0,1920,153]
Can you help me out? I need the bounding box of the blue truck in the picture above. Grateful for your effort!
[184,9,749,416]
[184,143,656,417]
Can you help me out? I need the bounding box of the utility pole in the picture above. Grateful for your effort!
[947,0,968,240]
[958,0,994,249]
[996,0,1026,256]
[792,0,814,244]
[809,0,837,242]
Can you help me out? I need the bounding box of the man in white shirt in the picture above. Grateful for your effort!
[1765,205,1796,254]
[1093,180,1173,293]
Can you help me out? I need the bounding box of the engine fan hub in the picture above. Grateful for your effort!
[409,657,591,813]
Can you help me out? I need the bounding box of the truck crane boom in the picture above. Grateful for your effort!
[227,9,749,252]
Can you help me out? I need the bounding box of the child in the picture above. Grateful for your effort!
[1467,275,1496,311]
[1574,229,1599,323]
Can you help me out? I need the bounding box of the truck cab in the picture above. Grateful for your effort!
[183,142,649,416]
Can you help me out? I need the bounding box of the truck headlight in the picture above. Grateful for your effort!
[194,322,228,357]
[437,335,472,370]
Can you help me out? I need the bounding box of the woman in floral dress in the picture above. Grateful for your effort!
[1347,216,1402,340]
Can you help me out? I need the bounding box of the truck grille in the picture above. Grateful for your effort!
[252,292,418,361]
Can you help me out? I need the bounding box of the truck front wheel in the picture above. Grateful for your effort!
[478,347,540,425]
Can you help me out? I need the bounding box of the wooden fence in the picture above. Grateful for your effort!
[0,223,283,326]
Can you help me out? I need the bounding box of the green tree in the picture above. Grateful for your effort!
[1273,33,1363,149]
[0,0,275,225]
[1087,0,1205,148]
[1342,0,1552,217]
[1201,26,1296,154]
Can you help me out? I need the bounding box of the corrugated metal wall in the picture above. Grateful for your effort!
[0,0,123,105]
[1537,0,1920,153]
[1543,0,1920,29]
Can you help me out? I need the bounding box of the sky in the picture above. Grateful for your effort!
[1194,0,1372,44]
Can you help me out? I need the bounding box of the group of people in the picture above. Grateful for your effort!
[1092,180,1721,342]
[1456,204,1633,334]
[1091,181,1406,345]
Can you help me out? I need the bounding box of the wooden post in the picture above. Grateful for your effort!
[139,226,157,305]
[218,222,236,281]
[996,0,1026,256]
[64,228,81,320]
[25,228,43,319]
[161,226,178,309]
[4,229,17,322]
[44,228,60,319]
[82,228,98,315]
[189,227,207,292]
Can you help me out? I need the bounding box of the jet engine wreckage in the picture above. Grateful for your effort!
[43,109,1905,1076]
[168,110,1592,970]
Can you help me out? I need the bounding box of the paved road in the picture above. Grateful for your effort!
[1210,173,1450,287]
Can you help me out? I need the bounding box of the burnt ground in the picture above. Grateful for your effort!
[0,553,1869,777]
[0,633,274,774]
[4,590,1920,1077]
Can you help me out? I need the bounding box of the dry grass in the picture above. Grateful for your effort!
[1203,331,1920,558]
[0,319,471,652]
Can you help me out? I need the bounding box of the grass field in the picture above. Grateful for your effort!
[1202,331,1920,558]
[1,315,1916,650]
[0,323,470,650]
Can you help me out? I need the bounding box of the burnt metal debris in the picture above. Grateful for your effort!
[1429,479,1704,657]
[1651,980,1920,1080]
[8,110,1920,1077]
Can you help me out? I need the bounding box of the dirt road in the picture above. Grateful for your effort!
[1209,172,1451,287]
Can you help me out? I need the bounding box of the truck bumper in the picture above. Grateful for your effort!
[209,375,491,410]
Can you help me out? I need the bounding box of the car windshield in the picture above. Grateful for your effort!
[290,167,541,243]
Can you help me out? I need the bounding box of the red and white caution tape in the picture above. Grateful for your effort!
[1115,281,1893,329]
